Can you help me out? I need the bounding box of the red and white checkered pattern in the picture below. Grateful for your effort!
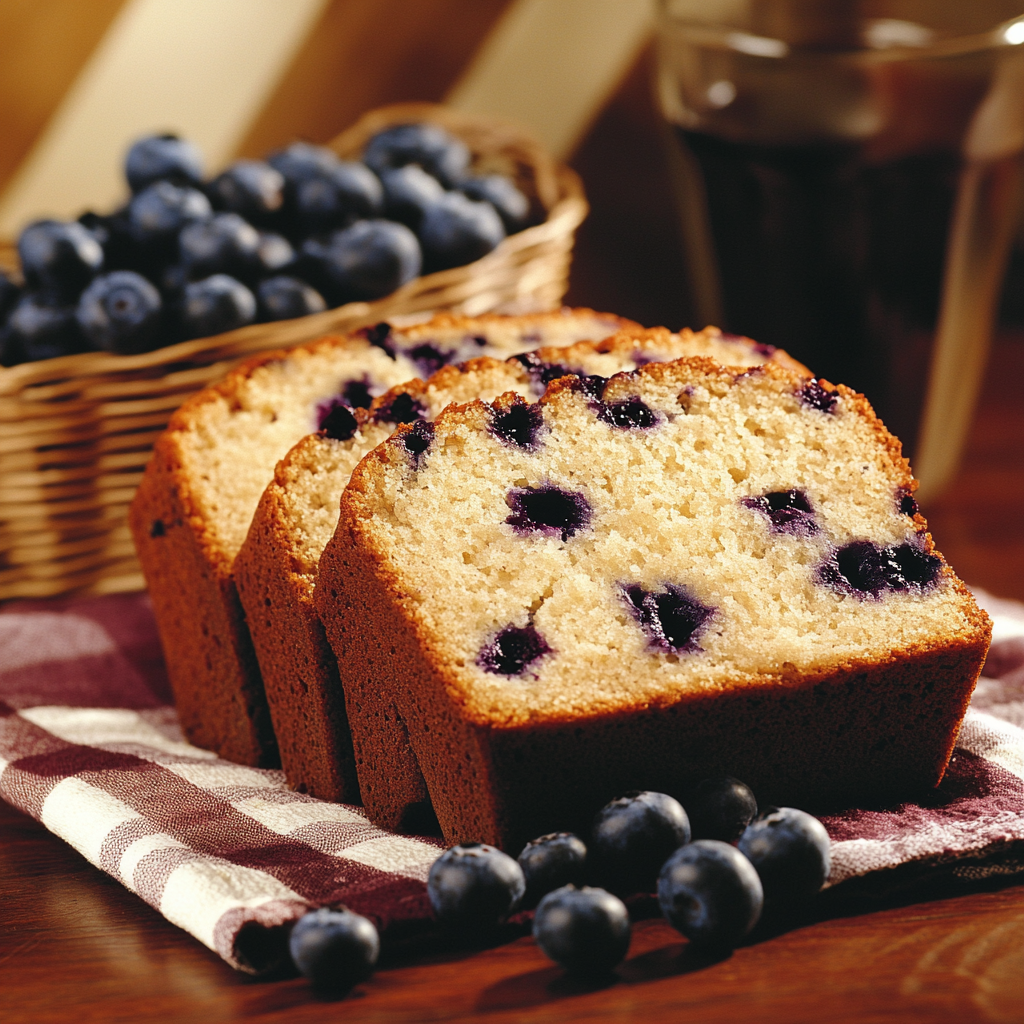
[1,589,1022,973]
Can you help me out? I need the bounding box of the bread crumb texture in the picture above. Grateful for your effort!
[170,310,630,562]
[345,360,986,728]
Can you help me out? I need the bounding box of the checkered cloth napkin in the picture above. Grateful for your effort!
[1,590,1022,973]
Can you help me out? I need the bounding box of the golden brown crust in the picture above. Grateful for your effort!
[129,434,276,766]
[234,478,359,800]
[321,355,992,846]
[133,310,635,774]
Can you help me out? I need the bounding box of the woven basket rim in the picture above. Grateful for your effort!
[0,102,587,392]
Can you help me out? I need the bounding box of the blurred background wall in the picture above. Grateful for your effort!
[0,0,1020,596]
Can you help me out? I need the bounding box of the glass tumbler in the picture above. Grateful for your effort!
[656,0,1024,498]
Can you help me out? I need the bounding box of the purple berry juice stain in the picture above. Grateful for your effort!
[622,583,715,654]
[374,390,425,425]
[358,321,396,359]
[742,489,818,535]
[505,484,591,542]
[798,379,837,414]
[477,623,552,676]
[400,419,434,468]
[318,402,359,441]
[599,397,659,430]
[489,396,545,451]
[817,540,941,597]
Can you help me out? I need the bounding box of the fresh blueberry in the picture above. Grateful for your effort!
[518,833,588,907]
[477,623,552,677]
[207,160,285,225]
[622,583,715,655]
[179,213,261,281]
[533,886,631,976]
[427,843,526,931]
[818,540,941,597]
[798,379,838,414]
[0,268,21,320]
[489,396,545,450]
[599,398,659,430]
[295,162,384,234]
[419,192,505,272]
[686,777,758,843]
[257,275,326,322]
[460,174,531,233]
[318,402,360,442]
[363,122,471,188]
[591,791,691,895]
[127,182,211,251]
[302,220,421,303]
[657,840,763,948]
[3,294,83,361]
[742,489,817,535]
[505,484,591,541]
[125,133,204,193]
[267,141,340,188]
[380,165,445,231]
[179,274,256,339]
[255,231,297,275]
[18,220,104,300]
[76,271,163,354]
[288,907,379,992]
[738,807,831,907]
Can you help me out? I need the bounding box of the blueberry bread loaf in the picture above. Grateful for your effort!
[128,309,634,767]
[235,327,805,816]
[315,359,990,849]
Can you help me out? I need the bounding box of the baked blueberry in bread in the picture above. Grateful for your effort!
[129,309,634,769]
[235,326,804,816]
[314,359,989,849]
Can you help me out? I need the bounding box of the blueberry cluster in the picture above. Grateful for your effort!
[426,781,831,979]
[1,124,532,365]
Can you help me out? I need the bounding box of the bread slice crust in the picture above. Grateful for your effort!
[240,327,802,810]
[316,358,990,848]
[130,310,637,769]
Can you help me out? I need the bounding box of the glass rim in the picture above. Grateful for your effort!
[655,5,1024,64]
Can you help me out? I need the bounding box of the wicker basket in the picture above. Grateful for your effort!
[0,103,587,599]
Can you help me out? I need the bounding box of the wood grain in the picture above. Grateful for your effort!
[0,799,1021,1024]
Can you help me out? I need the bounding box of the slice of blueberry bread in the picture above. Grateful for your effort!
[128,309,634,769]
[235,326,805,818]
[314,359,990,849]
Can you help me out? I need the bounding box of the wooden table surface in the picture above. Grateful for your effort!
[0,796,1021,1024]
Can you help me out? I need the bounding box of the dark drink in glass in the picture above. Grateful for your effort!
[657,0,1024,488]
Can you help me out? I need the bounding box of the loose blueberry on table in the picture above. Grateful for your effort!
[427,843,526,931]
[591,791,691,895]
[288,907,380,992]
[657,840,764,949]
[517,832,588,907]
[737,806,832,906]
[686,776,759,843]
[533,885,632,976]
